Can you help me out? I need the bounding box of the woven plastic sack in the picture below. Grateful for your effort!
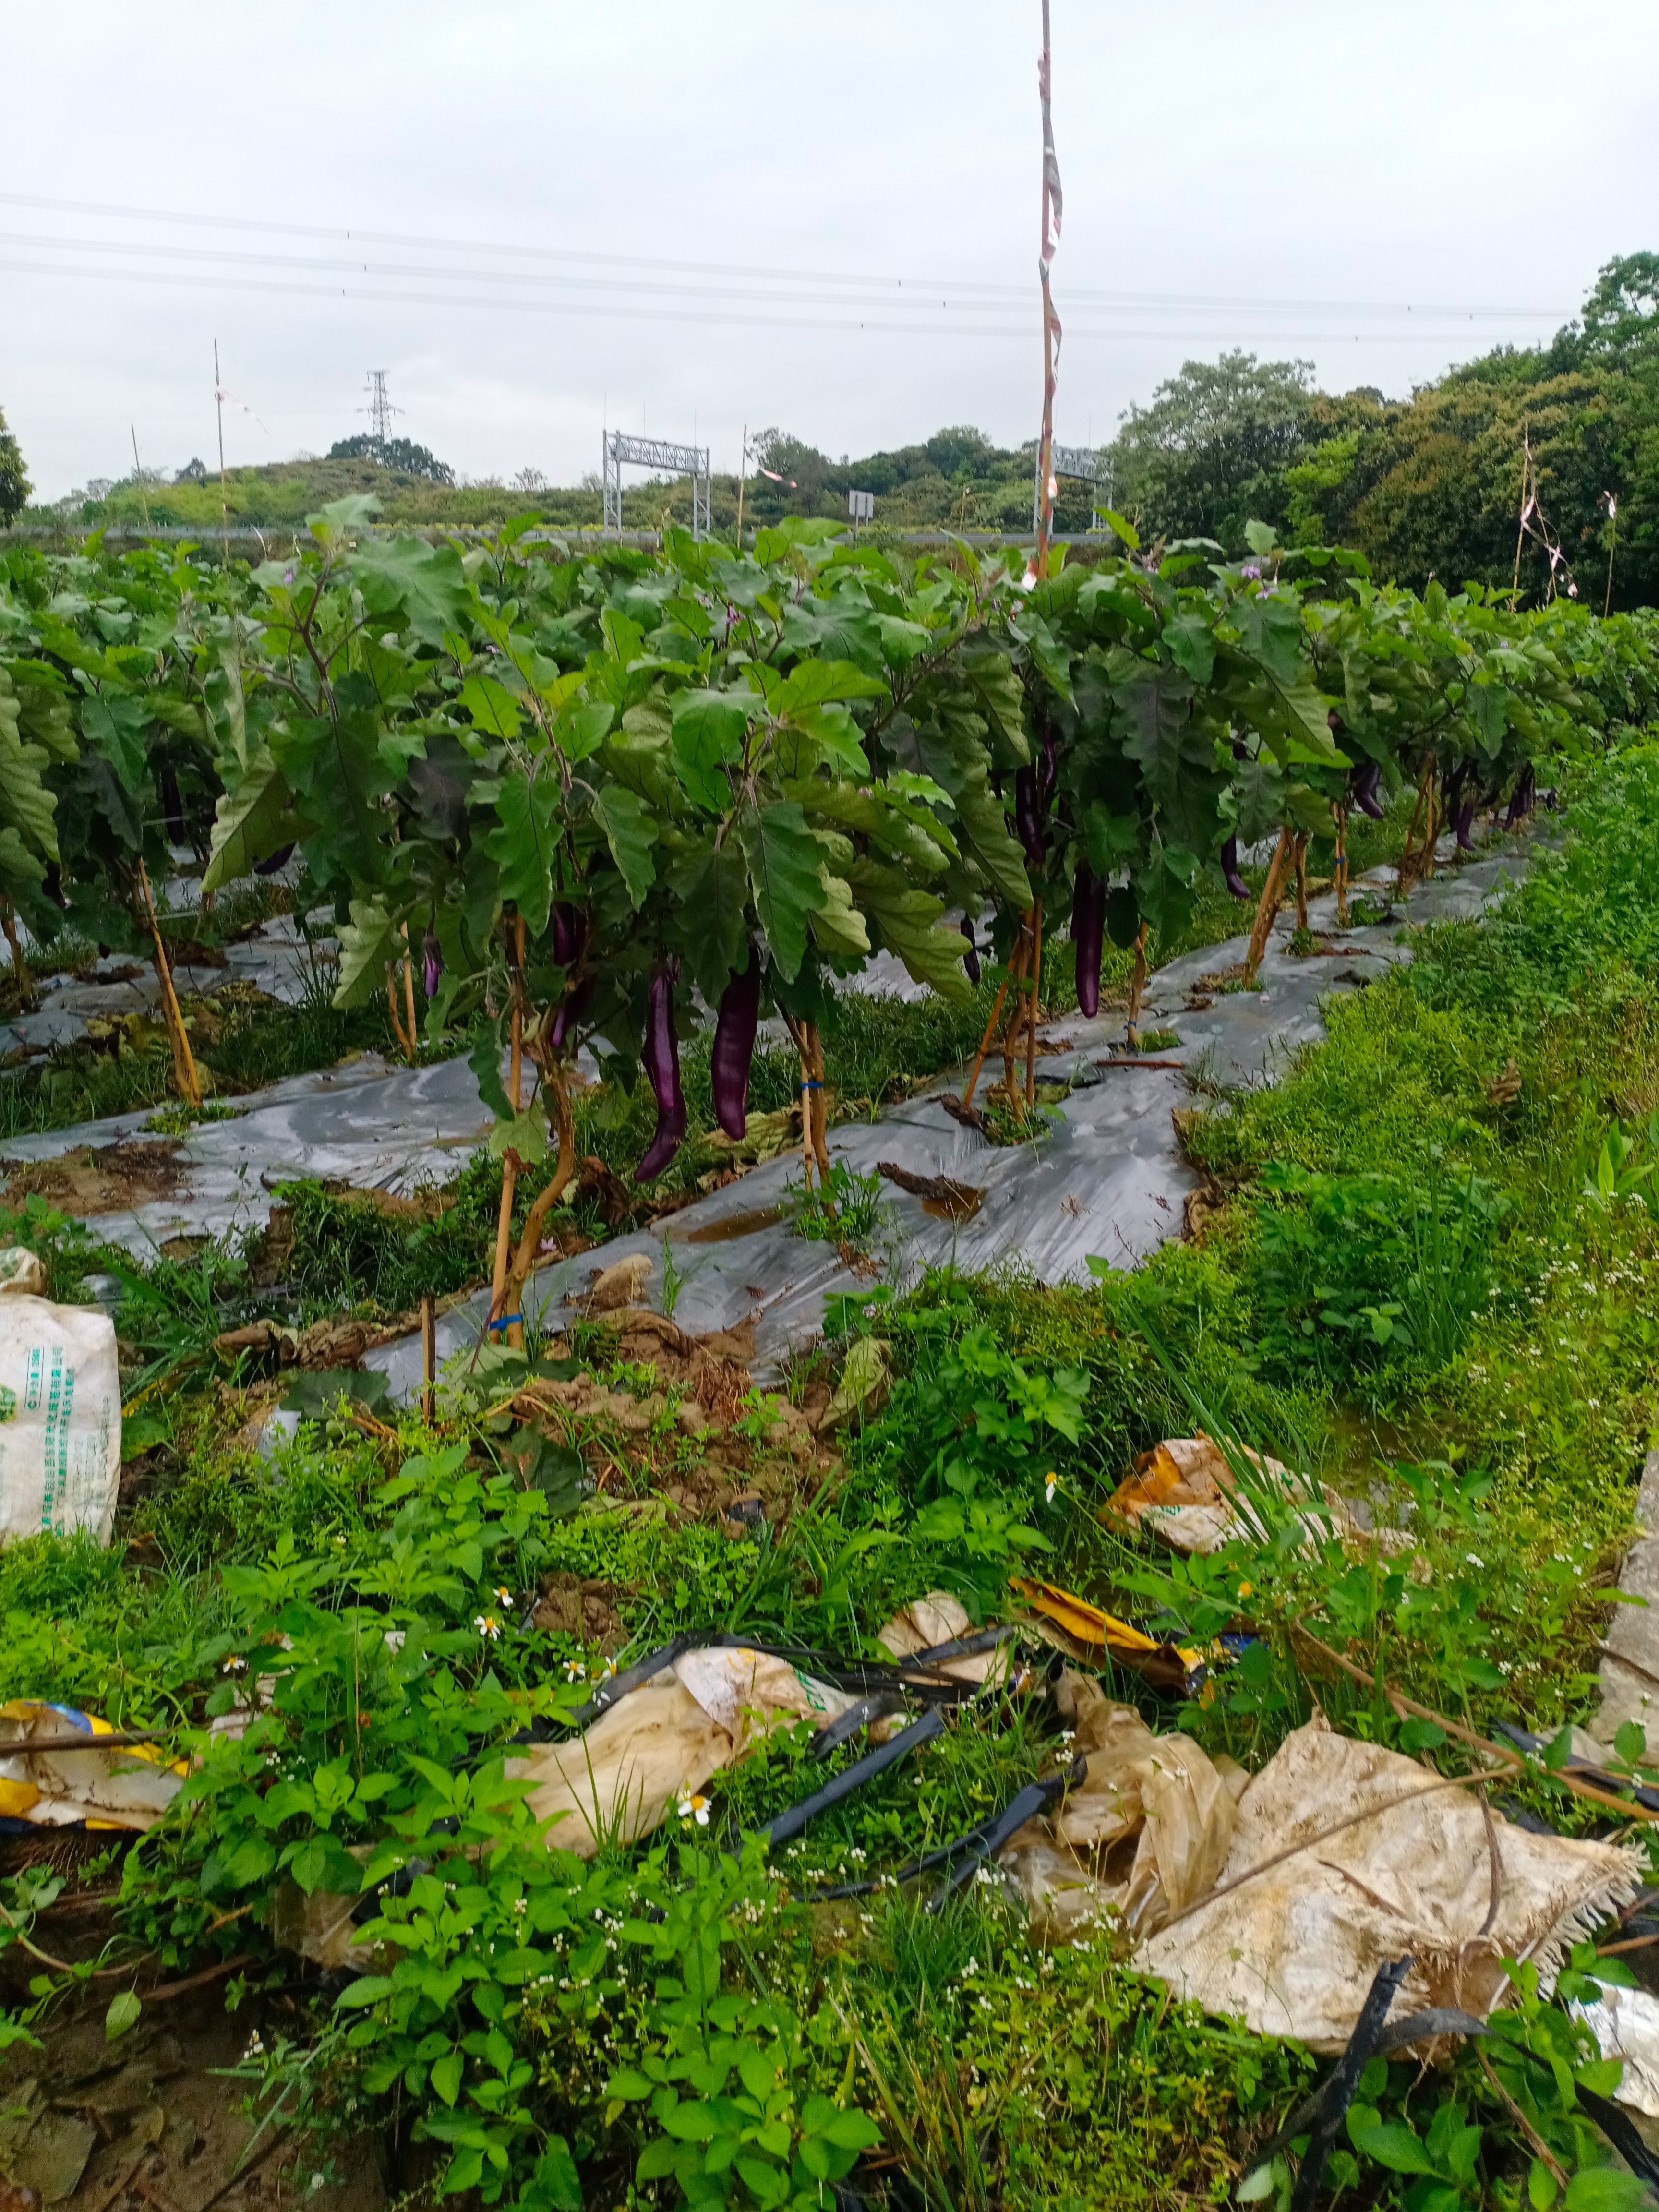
[1132,1714,1643,2052]
[0,1294,121,1547]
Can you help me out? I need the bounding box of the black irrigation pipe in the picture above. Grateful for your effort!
[749,1709,946,1851]
[808,1757,1087,1909]
[1491,1719,1659,1814]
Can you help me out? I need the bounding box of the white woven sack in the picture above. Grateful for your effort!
[0,1294,121,1546]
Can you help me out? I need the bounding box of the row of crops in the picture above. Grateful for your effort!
[5,504,1659,1269]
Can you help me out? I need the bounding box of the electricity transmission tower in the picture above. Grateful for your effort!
[361,370,402,457]
[601,430,712,538]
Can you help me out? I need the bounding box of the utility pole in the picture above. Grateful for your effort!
[1034,0,1063,581]
[130,423,151,531]
[213,341,229,566]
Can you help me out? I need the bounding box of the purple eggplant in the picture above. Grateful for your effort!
[711,950,762,1140]
[1040,722,1058,805]
[1504,763,1536,830]
[635,963,687,1182]
[1014,766,1046,869]
[959,915,981,987]
[254,842,295,877]
[422,924,442,999]
[552,902,581,969]
[1071,866,1106,1019]
[1349,761,1386,821]
[160,763,185,844]
[1454,798,1478,851]
[1221,835,1250,900]
[550,976,596,1053]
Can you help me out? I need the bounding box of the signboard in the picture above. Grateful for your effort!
[847,489,875,522]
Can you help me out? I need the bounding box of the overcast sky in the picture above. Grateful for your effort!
[4,1,1655,499]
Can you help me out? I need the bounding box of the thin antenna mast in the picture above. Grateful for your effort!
[130,422,151,531]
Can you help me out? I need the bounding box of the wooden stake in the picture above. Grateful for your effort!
[806,1021,832,1184]
[399,922,419,1064]
[488,921,526,1346]
[384,967,412,1059]
[421,1296,436,1425]
[1024,899,1044,1107]
[1126,921,1148,1046]
[0,898,28,998]
[1242,829,1293,988]
[1396,757,1434,894]
[1292,833,1309,933]
[137,859,202,1108]
[962,936,1024,1111]
[1333,804,1348,928]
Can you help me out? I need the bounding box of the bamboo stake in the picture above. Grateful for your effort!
[1396,757,1434,894]
[488,922,526,1346]
[807,1022,832,1185]
[399,923,419,1064]
[1333,804,1348,927]
[1242,829,1293,988]
[962,936,1025,1111]
[384,968,411,1059]
[421,1296,436,1425]
[0,898,28,997]
[137,859,202,1107]
[1125,921,1148,1047]
[1023,899,1044,1107]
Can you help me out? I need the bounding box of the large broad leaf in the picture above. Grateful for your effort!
[81,690,151,795]
[670,842,749,1004]
[670,688,757,810]
[483,769,560,939]
[875,614,932,666]
[846,858,970,1000]
[202,746,294,891]
[1162,611,1217,685]
[953,771,1033,909]
[771,658,889,711]
[591,782,657,908]
[737,801,829,982]
[808,868,871,959]
[350,537,470,649]
[1232,591,1304,686]
[333,897,401,1009]
[0,825,45,902]
[960,636,1032,762]
[0,724,60,862]
[1115,667,1196,808]
[458,673,523,743]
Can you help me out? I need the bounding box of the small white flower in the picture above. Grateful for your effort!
[1465,1554,1485,1569]
[495,1586,514,1607]
[563,1657,587,1683]
[475,1612,503,1640]
[676,1790,710,1826]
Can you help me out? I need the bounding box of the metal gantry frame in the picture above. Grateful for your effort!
[601,431,712,538]
[1031,441,1112,535]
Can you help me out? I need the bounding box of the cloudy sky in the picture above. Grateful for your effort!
[4,1,1654,498]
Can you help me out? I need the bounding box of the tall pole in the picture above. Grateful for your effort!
[1605,492,1620,616]
[130,423,151,531]
[734,423,748,551]
[213,341,229,567]
[1034,0,1063,581]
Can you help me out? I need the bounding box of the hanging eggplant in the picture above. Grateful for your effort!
[959,915,981,987]
[635,964,687,1182]
[1348,761,1386,821]
[160,763,185,844]
[1014,766,1046,869]
[422,924,442,1000]
[549,903,594,1051]
[711,950,762,1140]
[1220,836,1251,899]
[1070,866,1106,1018]
[253,843,295,877]
[1504,762,1536,829]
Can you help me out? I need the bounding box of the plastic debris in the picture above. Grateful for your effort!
[1573,1982,1659,2116]
[0,1703,181,1832]
[0,1249,46,1298]
[999,1670,1241,1940]
[822,1334,891,1430]
[1104,1434,1411,1558]
[1007,1574,1201,1693]
[508,1645,855,1857]
[1132,1713,1643,2051]
[0,1293,121,1547]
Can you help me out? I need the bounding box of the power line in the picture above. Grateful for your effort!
[0,191,1574,326]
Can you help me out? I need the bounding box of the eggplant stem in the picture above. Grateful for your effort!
[503,1062,576,1327]
[1397,757,1435,893]
[1292,832,1309,933]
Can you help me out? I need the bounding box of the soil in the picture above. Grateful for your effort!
[530,1575,628,1648]
[0,1142,183,1218]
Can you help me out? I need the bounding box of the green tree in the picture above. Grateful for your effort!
[326,433,455,485]
[0,405,32,525]
[1106,351,1316,553]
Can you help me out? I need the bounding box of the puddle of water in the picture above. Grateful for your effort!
[676,1203,791,1245]
[921,1190,983,1223]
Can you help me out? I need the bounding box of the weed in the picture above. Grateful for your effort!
[790,1159,884,1245]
